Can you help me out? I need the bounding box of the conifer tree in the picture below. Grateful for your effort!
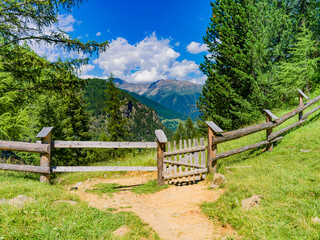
[105,75,129,142]
[185,117,197,139]
[173,122,186,141]
[276,22,319,97]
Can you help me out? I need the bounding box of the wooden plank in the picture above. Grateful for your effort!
[205,121,223,133]
[163,168,208,180]
[173,141,177,174]
[194,139,199,165]
[163,160,207,169]
[188,139,192,167]
[163,145,207,157]
[268,119,307,140]
[266,110,273,151]
[298,89,309,99]
[51,166,157,172]
[53,141,157,148]
[264,109,278,120]
[213,94,320,144]
[200,138,205,166]
[301,105,320,120]
[168,142,172,175]
[36,127,54,138]
[213,137,283,161]
[184,140,188,172]
[0,163,50,174]
[155,130,167,143]
[0,141,50,153]
[179,140,182,173]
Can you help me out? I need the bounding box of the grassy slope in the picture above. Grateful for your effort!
[201,101,320,239]
[0,171,159,239]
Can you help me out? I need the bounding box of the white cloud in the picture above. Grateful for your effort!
[28,14,86,62]
[93,32,206,84]
[96,32,101,36]
[186,41,208,54]
[57,14,77,32]
[175,42,180,46]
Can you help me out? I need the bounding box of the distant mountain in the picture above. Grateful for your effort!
[84,78,173,141]
[114,78,202,120]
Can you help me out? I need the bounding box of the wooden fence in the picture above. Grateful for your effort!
[1,89,319,186]
[205,89,320,174]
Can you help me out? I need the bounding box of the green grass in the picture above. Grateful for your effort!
[0,171,159,239]
[85,180,169,196]
[201,97,320,239]
[131,180,169,194]
[86,183,120,196]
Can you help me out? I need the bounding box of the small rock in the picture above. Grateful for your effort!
[7,195,36,208]
[70,187,78,191]
[300,149,311,152]
[241,195,263,209]
[74,182,83,187]
[113,226,131,237]
[312,217,320,224]
[54,200,78,205]
[210,173,226,189]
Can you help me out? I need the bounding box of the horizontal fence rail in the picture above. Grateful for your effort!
[0,141,50,153]
[0,163,50,174]
[51,166,158,173]
[53,141,157,149]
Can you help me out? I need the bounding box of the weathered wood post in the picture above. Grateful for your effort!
[36,127,53,183]
[264,110,278,152]
[155,129,167,186]
[298,89,308,120]
[205,121,223,174]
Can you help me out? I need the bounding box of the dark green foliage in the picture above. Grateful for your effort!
[185,117,197,139]
[172,122,186,141]
[105,75,129,142]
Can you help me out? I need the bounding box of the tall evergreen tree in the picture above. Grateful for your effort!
[173,122,186,141]
[105,75,129,142]
[185,117,197,139]
[276,22,319,97]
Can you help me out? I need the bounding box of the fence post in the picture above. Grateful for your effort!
[264,109,278,152]
[155,130,167,186]
[298,89,308,120]
[36,127,53,183]
[205,121,223,174]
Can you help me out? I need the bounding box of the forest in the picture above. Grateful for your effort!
[1,0,320,167]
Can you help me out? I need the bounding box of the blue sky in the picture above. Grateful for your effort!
[32,0,212,84]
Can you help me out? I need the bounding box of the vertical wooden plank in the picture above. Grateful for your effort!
[194,139,199,166]
[188,138,192,165]
[299,92,304,120]
[168,142,172,176]
[184,140,188,172]
[266,113,273,151]
[40,132,51,183]
[173,141,177,174]
[179,140,182,173]
[157,140,165,186]
[200,138,205,166]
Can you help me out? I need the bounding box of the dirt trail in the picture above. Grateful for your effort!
[74,172,236,240]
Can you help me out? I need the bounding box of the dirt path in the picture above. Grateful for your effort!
[74,172,236,240]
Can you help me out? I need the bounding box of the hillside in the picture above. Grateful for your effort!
[84,78,173,141]
[115,78,202,120]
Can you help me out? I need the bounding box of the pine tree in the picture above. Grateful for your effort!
[105,75,129,142]
[173,122,186,141]
[276,22,319,97]
[185,117,197,139]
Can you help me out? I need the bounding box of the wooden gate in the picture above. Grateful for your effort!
[162,138,208,184]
